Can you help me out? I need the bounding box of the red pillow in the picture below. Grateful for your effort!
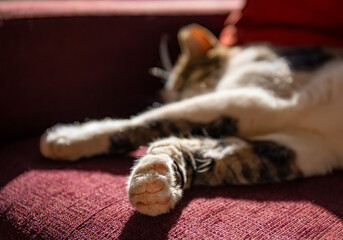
[220,0,343,47]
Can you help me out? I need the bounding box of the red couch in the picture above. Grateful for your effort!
[1,1,342,239]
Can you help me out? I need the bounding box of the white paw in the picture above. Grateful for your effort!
[40,119,127,160]
[40,124,88,161]
[128,154,183,216]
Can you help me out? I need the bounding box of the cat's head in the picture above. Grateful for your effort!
[158,24,231,103]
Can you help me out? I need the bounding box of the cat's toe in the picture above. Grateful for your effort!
[128,156,183,216]
[40,132,53,158]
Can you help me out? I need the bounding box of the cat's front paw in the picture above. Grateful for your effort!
[128,155,183,216]
[40,119,127,161]
[40,124,88,161]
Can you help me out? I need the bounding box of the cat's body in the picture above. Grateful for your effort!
[40,25,343,216]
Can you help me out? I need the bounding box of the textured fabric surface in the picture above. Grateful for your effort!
[1,138,343,239]
[220,0,343,47]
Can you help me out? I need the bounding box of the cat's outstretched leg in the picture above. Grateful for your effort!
[40,119,130,160]
[129,130,335,216]
[41,89,295,160]
[128,136,212,216]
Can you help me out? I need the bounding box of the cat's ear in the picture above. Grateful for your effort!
[178,24,218,58]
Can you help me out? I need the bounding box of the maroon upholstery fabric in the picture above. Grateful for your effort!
[220,0,343,47]
[1,138,343,239]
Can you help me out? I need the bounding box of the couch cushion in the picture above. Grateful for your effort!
[1,137,343,239]
[220,0,343,47]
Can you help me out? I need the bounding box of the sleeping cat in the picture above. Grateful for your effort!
[40,24,343,216]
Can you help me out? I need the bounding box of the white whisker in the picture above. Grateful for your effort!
[160,34,173,71]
